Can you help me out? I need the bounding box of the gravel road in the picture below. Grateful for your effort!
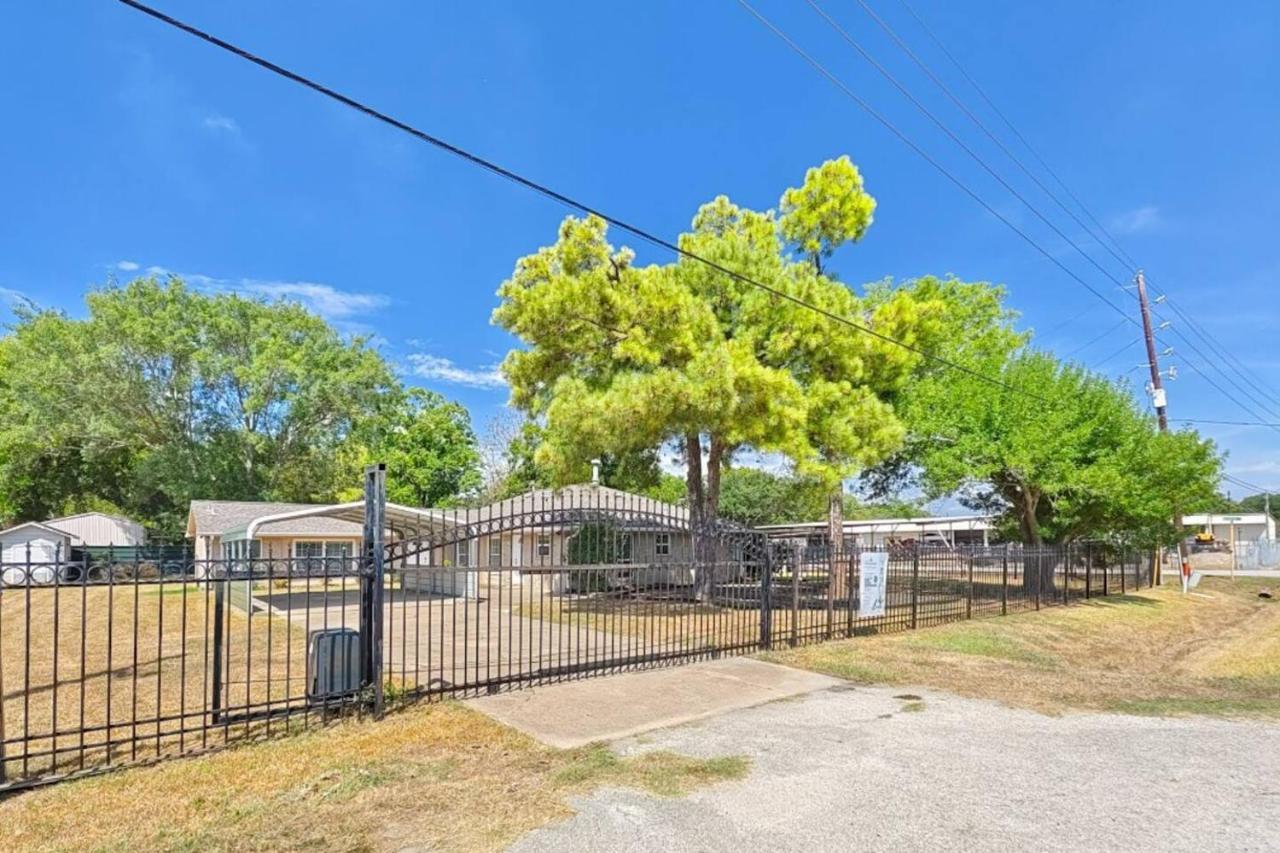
[512,684,1280,852]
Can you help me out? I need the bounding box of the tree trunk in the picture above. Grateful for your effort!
[1016,485,1054,596]
[705,436,726,523]
[684,433,704,528]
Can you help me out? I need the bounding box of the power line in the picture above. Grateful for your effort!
[835,0,1280,433]
[1172,419,1280,428]
[1154,318,1280,421]
[1164,351,1280,439]
[1158,296,1280,410]
[1222,473,1275,495]
[850,0,1137,282]
[1060,318,1129,360]
[892,0,1136,268]
[735,0,1140,330]
[115,0,1047,403]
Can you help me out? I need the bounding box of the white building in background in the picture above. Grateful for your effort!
[0,511,146,561]
[758,514,998,549]
[0,512,146,584]
[1181,512,1276,544]
[42,512,146,547]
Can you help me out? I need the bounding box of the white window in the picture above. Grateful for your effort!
[453,540,470,567]
[536,534,552,557]
[325,541,353,560]
[293,540,325,574]
[488,538,502,567]
[655,533,671,557]
[617,533,633,564]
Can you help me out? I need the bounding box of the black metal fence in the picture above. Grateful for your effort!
[0,480,1154,793]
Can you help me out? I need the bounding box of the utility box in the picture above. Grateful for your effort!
[307,628,362,702]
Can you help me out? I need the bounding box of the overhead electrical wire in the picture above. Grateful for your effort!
[807,0,1280,435]
[114,0,1048,403]
[734,0,1140,334]
[878,0,1280,420]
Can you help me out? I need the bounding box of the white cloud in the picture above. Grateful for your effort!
[114,261,390,327]
[245,281,390,320]
[202,113,241,134]
[407,354,506,390]
[1109,205,1163,235]
[0,287,27,306]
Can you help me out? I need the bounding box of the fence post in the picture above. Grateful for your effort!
[362,463,387,715]
[1063,544,1071,606]
[910,545,919,630]
[847,546,857,637]
[760,542,773,651]
[1001,544,1009,616]
[1120,546,1127,595]
[211,577,225,724]
[790,544,800,647]
[1034,549,1041,611]
[966,551,974,620]
[1085,542,1092,599]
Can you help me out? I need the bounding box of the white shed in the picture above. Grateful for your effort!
[0,522,76,584]
[44,512,145,547]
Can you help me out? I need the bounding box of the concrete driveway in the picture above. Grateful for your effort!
[512,683,1280,852]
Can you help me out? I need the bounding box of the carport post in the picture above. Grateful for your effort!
[362,463,387,715]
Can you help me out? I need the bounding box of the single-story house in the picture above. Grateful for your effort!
[186,500,369,566]
[185,481,738,595]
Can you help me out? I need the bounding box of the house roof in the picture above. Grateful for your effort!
[0,520,80,542]
[187,500,366,540]
[44,511,140,527]
[190,484,699,544]
[468,484,690,524]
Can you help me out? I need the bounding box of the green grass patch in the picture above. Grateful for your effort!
[907,627,1057,667]
[900,700,926,713]
[759,650,902,685]
[553,745,750,797]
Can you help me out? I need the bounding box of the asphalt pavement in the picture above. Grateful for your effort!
[511,683,1280,853]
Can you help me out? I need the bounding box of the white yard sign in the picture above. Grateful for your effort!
[858,551,890,618]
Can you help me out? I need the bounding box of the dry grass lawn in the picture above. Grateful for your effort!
[0,701,747,852]
[765,576,1280,718]
[1,582,309,780]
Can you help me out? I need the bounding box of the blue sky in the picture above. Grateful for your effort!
[2,1,1277,493]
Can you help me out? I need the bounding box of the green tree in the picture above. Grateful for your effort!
[366,388,482,508]
[869,349,1221,547]
[718,468,829,527]
[493,157,944,528]
[779,155,876,275]
[0,277,470,535]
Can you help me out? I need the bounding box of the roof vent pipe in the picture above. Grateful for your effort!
[590,458,602,485]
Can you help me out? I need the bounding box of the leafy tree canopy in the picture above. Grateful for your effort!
[493,156,960,524]
[865,349,1222,545]
[0,278,481,536]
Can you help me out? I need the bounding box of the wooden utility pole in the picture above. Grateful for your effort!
[1136,271,1169,431]
[1137,271,1185,588]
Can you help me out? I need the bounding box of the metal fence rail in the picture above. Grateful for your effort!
[0,481,1155,793]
